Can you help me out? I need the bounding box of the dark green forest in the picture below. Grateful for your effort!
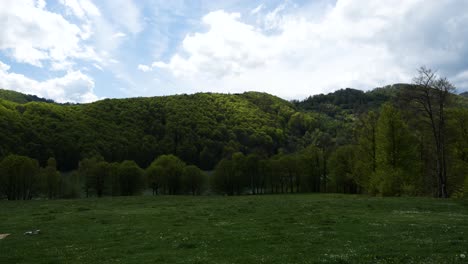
[1,68,468,200]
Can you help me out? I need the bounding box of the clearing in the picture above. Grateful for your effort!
[1,194,467,263]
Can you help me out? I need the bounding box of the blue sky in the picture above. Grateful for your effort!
[0,0,467,103]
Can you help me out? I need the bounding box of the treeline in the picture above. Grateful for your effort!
[1,68,468,200]
[0,154,207,200]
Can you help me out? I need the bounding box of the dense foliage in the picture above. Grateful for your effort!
[1,70,467,199]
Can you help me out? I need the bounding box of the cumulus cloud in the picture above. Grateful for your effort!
[137,64,152,72]
[251,4,264,15]
[144,0,468,98]
[0,61,97,103]
[0,0,99,68]
[103,0,143,35]
[59,0,101,19]
[112,32,127,38]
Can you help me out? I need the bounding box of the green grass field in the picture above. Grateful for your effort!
[1,194,468,264]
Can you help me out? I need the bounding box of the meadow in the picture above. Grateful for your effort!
[1,194,468,264]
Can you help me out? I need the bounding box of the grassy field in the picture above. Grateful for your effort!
[1,194,468,264]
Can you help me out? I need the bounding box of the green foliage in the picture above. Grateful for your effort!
[371,104,419,196]
[0,89,54,104]
[181,165,206,195]
[148,155,185,195]
[328,145,359,193]
[0,92,299,171]
[38,158,62,199]
[212,158,237,195]
[116,160,144,196]
[0,154,39,200]
[1,84,468,198]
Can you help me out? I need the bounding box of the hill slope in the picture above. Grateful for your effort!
[1,86,466,171]
[0,89,54,104]
[0,92,299,170]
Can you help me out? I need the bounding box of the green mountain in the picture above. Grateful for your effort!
[0,89,54,104]
[0,91,299,170]
[1,85,466,172]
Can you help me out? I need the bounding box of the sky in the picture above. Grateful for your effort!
[1,0,468,103]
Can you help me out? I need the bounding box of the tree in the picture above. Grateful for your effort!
[78,157,111,197]
[149,155,185,195]
[245,154,262,194]
[278,155,301,193]
[354,111,379,192]
[297,146,323,193]
[145,164,162,195]
[372,103,418,196]
[0,155,39,200]
[212,158,236,195]
[329,145,359,194]
[93,161,111,197]
[181,165,205,195]
[78,157,101,198]
[39,158,61,199]
[116,160,144,196]
[403,67,456,197]
[448,108,468,196]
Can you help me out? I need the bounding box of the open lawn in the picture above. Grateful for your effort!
[1,194,468,264]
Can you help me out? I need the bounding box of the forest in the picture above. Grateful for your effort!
[1,68,468,200]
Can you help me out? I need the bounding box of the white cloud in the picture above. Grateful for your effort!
[0,0,99,68]
[59,0,101,19]
[137,64,152,72]
[145,0,468,98]
[36,0,46,9]
[104,0,143,34]
[93,63,103,71]
[0,60,98,103]
[251,4,264,15]
[112,32,127,38]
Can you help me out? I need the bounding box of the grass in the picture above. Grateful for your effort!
[1,194,468,264]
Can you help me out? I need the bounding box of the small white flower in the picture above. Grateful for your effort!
[460,254,466,259]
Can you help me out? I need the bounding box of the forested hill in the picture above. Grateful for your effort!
[294,84,408,116]
[1,81,468,198]
[0,90,300,170]
[0,89,55,104]
[1,85,467,173]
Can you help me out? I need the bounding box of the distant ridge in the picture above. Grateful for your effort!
[0,89,55,104]
[0,84,466,171]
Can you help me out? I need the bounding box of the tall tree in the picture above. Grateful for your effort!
[116,160,144,196]
[372,103,417,196]
[39,158,61,199]
[0,155,39,200]
[212,158,236,195]
[404,67,456,197]
[149,155,185,195]
[146,164,162,195]
[354,111,379,192]
[329,145,359,194]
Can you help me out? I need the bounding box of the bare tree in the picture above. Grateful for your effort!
[406,67,455,197]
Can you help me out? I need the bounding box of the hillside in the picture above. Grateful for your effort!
[0,89,54,104]
[2,83,468,199]
[0,91,300,170]
[1,85,467,174]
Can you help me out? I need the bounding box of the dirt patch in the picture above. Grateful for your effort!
[0,234,10,240]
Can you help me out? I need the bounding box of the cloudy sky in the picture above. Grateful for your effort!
[1,0,467,103]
